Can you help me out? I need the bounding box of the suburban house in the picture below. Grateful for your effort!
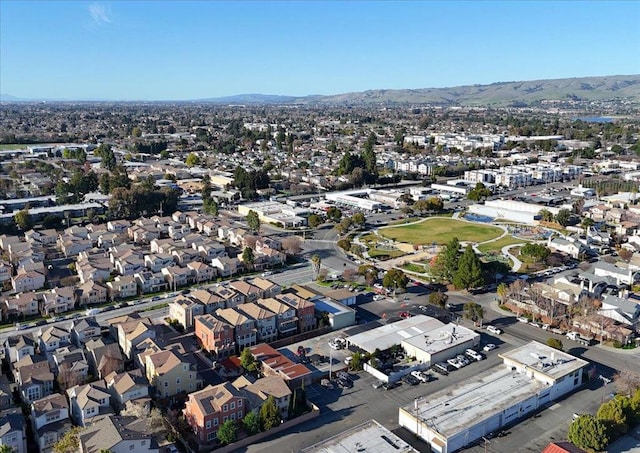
[134,271,168,294]
[187,261,216,283]
[106,275,138,300]
[183,382,248,443]
[234,375,292,420]
[86,340,125,379]
[256,298,299,337]
[11,269,45,293]
[0,408,27,453]
[229,280,262,303]
[41,287,75,316]
[16,357,54,403]
[76,280,108,306]
[211,256,239,277]
[144,349,203,398]
[169,297,205,329]
[144,253,175,273]
[237,302,278,343]
[194,314,235,359]
[190,289,226,314]
[52,347,90,389]
[3,292,40,320]
[212,286,244,309]
[162,265,193,289]
[215,308,258,353]
[70,317,102,347]
[593,261,638,286]
[118,319,156,359]
[277,293,317,332]
[547,236,585,259]
[77,415,160,453]
[3,334,36,366]
[66,381,113,427]
[30,393,72,453]
[105,369,150,411]
[250,277,282,299]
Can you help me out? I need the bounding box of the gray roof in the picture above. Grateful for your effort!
[0,408,24,437]
[79,415,157,452]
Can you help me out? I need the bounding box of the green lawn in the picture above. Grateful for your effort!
[0,144,32,150]
[368,248,406,259]
[477,236,530,254]
[380,218,503,245]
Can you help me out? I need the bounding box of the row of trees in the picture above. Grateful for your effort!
[233,166,270,200]
[538,208,573,227]
[108,186,179,219]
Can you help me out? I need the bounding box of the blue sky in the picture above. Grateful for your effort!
[1,1,639,100]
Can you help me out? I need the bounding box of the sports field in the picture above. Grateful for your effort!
[380,218,503,245]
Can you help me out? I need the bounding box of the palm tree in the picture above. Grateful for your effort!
[463,302,484,327]
[311,254,321,281]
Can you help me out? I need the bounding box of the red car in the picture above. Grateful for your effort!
[399,311,412,318]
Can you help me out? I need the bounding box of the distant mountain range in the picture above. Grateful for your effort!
[3,74,640,106]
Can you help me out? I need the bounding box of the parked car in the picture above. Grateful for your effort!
[486,325,503,335]
[411,370,431,383]
[447,358,463,369]
[432,363,449,375]
[336,371,351,381]
[399,311,411,318]
[336,377,353,389]
[483,343,496,352]
[382,381,400,391]
[517,317,529,323]
[465,349,484,361]
[529,322,541,328]
[404,374,420,386]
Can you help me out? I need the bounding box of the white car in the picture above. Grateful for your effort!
[411,370,429,383]
[328,338,345,350]
[486,325,503,335]
[483,343,496,352]
[517,317,529,323]
[529,322,542,328]
[447,358,463,369]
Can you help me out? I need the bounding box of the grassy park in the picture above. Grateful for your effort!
[380,218,503,246]
[477,235,530,254]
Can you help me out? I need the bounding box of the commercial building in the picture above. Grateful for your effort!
[313,298,356,330]
[346,315,478,365]
[237,201,307,228]
[325,189,382,211]
[301,419,419,453]
[399,341,589,453]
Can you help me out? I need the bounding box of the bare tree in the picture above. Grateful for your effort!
[342,268,358,282]
[57,363,85,391]
[614,370,640,397]
[243,235,258,250]
[281,236,302,255]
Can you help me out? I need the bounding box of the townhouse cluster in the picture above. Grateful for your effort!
[0,209,288,321]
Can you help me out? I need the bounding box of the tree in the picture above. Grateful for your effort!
[240,347,257,372]
[349,351,366,371]
[382,269,408,292]
[546,338,563,350]
[281,236,302,255]
[352,212,366,227]
[131,126,142,137]
[0,446,14,453]
[259,395,281,430]
[582,217,595,229]
[14,209,32,231]
[246,210,260,233]
[597,398,629,437]
[185,152,201,167]
[555,209,572,227]
[95,143,116,171]
[497,283,509,303]
[467,182,491,202]
[337,238,351,251]
[429,291,448,308]
[53,427,81,453]
[242,247,255,270]
[308,214,323,228]
[203,198,218,216]
[336,218,352,234]
[326,206,342,222]
[538,209,554,222]
[452,245,485,290]
[614,370,640,397]
[431,238,460,283]
[520,243,550,263]
[568,415,609,452]
[618,248,633,263]
[243,410,261,435]
[311,254,322,281]
[463,302,484,325]
[217,419,237,445]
